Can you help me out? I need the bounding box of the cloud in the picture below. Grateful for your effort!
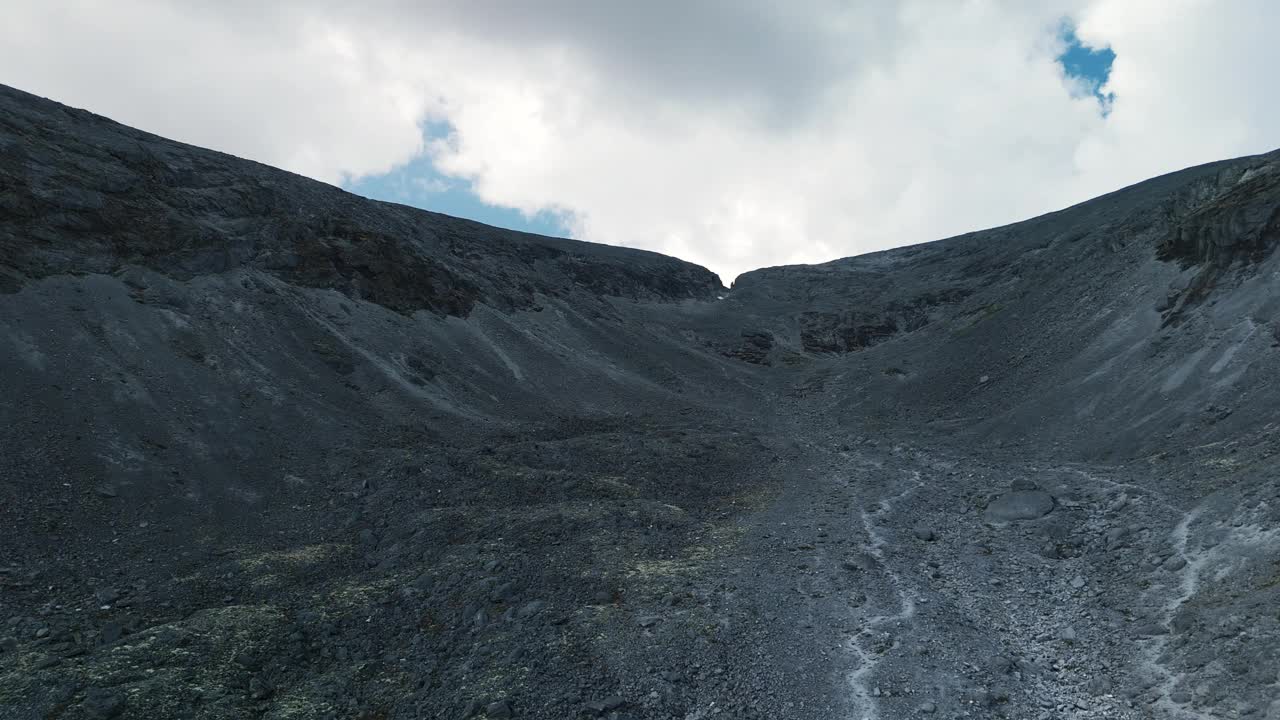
[1072,0,1280,190]
[2,2,431,183]
[3,1,1278,282]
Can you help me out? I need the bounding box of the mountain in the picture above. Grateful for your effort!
[2,83,1278,720]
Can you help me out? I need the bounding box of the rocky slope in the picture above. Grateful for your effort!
[1,83,1278,720]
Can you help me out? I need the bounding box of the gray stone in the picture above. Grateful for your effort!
[985,491,1055,522]
[1171,612,1196,633]
[249,676,274,701]
[83,688,126,719]
[516,601,546,619]
[491,581,516,602]
[587,696,626,715]
[1134,622,1169,637]
[33,655,60,669]
[1085,676,1113,695]
[485,699,514,719]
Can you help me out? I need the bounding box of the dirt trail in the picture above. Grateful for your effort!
[845,468,922,720]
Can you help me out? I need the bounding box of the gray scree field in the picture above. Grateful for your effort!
[1,84,1278,720]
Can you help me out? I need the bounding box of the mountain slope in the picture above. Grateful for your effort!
[729,147,1280,457]
[1,84,1278,720]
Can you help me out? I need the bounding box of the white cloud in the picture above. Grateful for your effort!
[1072,0,1280,190]
[3,1,1278,283]
[2,2,430,183]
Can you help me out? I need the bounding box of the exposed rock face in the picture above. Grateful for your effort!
[799,310,900,353]
[1160,164,1280,269]
[797,289,971,353]
[2,84,1279,720]
[1157,164,1280,324]
[722,329,776,365]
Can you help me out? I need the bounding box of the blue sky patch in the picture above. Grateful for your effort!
[343,121,573,238]
[1057,22,1115,112]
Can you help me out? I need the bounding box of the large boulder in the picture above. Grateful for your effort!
[985,490,1055,523]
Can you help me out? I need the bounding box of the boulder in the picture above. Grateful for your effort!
[984,491,1055,522]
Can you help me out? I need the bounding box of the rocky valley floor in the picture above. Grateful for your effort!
[4,400,1278,720]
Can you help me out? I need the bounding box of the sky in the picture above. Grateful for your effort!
[4,2,1279,284]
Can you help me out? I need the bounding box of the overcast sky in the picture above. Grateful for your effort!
[5,1,1279,282]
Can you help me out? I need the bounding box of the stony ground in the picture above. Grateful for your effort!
[2,84,1279,719]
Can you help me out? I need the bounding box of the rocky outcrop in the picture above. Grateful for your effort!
[799,310,900,353]
[1159,163,1280,269]
[721,329,776,365]
[797,289,971,353]
[1157,161,1280,324]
